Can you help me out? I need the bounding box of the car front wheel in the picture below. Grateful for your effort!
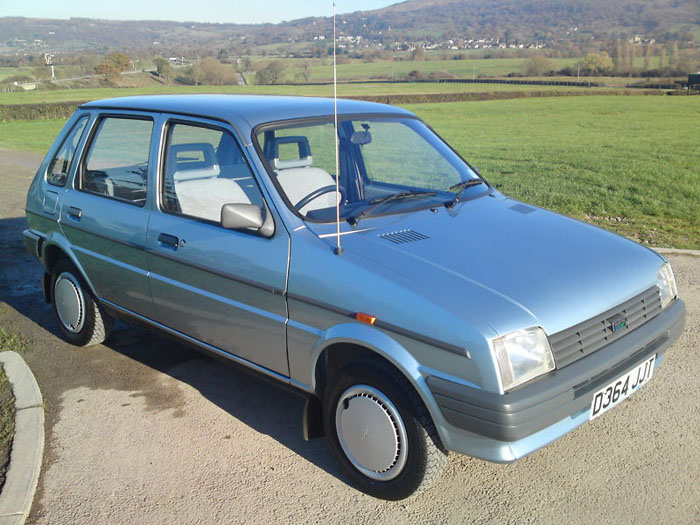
[323,358,448,500]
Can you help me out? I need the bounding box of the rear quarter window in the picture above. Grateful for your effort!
[46,115,89,187]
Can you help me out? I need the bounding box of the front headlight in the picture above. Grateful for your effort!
[492,326,555,392]
[657,262,678,309]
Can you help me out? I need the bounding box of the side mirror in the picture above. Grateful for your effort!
[221,203,264,231]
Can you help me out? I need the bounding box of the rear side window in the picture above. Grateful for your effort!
[81,116,153,206]
[47,115,89,187]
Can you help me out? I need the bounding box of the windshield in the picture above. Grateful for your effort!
[255,116,485,222]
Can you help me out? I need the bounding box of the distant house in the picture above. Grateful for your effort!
[14,82,37,91]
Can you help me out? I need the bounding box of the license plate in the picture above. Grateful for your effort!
[590,355,656,420]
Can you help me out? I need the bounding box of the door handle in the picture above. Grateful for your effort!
[157,232,179,249]
[67,206,82,220]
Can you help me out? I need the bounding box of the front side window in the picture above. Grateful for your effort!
[162,122,265,223]
[47,115,89,187]
[81,116,153,206]
[255,116,483,222]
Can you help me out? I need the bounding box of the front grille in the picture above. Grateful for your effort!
[549,286,662,368]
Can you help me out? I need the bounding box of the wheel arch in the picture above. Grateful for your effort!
[305,323,445,442]
[41,237,99,299]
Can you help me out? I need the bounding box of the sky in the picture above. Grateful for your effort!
[0,0,400,24]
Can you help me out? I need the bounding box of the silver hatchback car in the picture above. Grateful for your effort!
[24,95,685,499]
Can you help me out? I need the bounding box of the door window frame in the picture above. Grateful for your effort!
[76,112,155,208]
[157,116,276,235]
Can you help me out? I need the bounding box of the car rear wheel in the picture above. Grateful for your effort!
[323,358,448,500]
[51,258,113,346]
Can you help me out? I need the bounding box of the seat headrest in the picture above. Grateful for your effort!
[272,156,313,170]
[173,165,220,181]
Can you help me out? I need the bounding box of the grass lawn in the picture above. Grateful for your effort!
[0,342,15,492]
[1,95,696,248]
[406,96,699,249]
[0,327,28,490]
[0,363,13,492]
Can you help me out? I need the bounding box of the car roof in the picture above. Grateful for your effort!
[80,94,415,140]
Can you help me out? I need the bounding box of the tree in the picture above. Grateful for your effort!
[31,66,51,81]
[578,52,612,76]
[407,69,427,81]
[153,58,173,81]
[644,44,653,70]
[522,56,555,76]
[613,39,624,73]
[669,42,679,66]
[299,61,311,81]
[255,61,285,85]
[627,42,635,70]
[659,45,666,69]
[186,57,236,86]
[411,47,425,61]
[94,52,131,80]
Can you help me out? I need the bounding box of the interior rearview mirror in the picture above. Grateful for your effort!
[350,131,372,145]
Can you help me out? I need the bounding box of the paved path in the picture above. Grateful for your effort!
[1,149,698,523]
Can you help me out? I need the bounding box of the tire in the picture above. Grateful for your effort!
[50,258,113,346]
[323,358,448,500]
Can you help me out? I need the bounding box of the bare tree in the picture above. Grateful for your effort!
[522,56,555,76]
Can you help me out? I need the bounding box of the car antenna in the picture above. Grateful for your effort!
[332,2,343,255]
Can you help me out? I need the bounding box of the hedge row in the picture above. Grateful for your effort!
[0,89,662,121]
[344,89,658,105]
[0,102,83,121]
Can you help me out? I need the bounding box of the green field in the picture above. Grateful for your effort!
[0,80,598,105]
[1,95,697,248]
[274,55,665,83]
[408,96,699,248]
[278,57,581,82]
[0,66,35,81]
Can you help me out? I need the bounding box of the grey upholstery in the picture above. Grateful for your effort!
[275,166,339,214]
[175,177,251,222]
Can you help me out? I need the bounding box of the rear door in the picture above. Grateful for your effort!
[60,112,155,317]
[145,118,290,375]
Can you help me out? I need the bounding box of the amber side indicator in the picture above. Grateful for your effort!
[355,312,377,325]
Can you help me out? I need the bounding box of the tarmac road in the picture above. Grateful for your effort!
[1,149,698,524]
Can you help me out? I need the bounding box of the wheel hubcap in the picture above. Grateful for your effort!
[54,272,85,333]
[335,385,408,481]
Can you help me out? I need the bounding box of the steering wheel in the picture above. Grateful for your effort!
[294,185,344,211]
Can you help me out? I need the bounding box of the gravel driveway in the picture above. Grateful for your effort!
[1,149,698,524]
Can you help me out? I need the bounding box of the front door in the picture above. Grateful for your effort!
[145,119,290,375]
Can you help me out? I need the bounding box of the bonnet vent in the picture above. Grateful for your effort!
[379,229,429,244]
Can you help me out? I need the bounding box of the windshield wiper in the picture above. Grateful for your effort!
[347,191,437,226]
[445,179,487,208]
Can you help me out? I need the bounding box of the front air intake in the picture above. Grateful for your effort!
[379,229,429,244]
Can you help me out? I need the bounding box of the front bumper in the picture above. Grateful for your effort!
[22,229,43,258]
[427,298,685,462]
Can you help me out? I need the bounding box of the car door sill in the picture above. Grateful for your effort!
[100,297,313,394]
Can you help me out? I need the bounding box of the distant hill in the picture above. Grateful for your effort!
[363,0,699,40]
[0,0,697,57]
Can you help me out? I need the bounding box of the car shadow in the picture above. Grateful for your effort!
[0,215,344,483]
